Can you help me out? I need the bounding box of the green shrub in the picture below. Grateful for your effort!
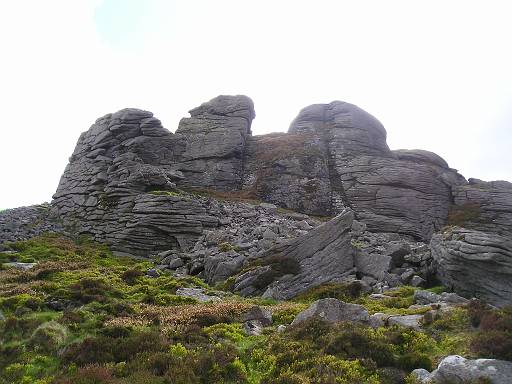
[29,321,68,352]
[204,323,246,343]
[294,281,364,303]
[287,317,333,343]
[323,324,395,367]
[69,278,115,304]
[121,268,144,284]
[447,203,481,226]
[471,306,512,361]
[0,294,43,313]
[61,329,166,366]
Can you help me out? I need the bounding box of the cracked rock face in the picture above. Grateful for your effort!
[52,107,216,256]
[413,355,512,384]
[431,227,512,307]
[176,95,255,191]
[451,178,512,237]
[284,101,466,240]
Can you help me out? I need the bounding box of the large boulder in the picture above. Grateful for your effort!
[234,209,356,299]
[450,178,512,237]
[291,298,369,325]
[413,355,512,384]
[176,95,255,191]
[285,101,466,240]
[431,227,512,307]
[289,101,390,156]
[52,108,219,256]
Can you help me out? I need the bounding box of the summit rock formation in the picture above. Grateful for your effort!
[1,95,510,305]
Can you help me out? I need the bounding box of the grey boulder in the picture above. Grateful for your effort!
[431,227,512,307]
[413,355,512,384]
[291,298,369,326]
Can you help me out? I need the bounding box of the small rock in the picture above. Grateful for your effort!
[168,258,185,269]
[369,293,393,300]
[414,355,512,384]
[296,220,312,231]
[350,220,367,236]
[243,306,272,326]
[189,262,204,275]
[4,262,37,270]
[410,275,426,287]
[262,228,277,240]
[386,243,411,267]
[244,320,263,336]
[277,324,287,333]
[387,314,423,330]
[439,292,469,305]
[414,290,440,305]
[369,312,387,328]
[175,287,221,303]
[411,369,431,382]
[146,268,160,278]
[400,269,415,283]
[291,298,369,326]
[241,211,257,219]
[259,202,278,213]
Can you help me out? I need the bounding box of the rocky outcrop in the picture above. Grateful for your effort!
[413,355,512,384]
[51,107,218,256]
[352,228,435,289]
[241,133,332,215]
[451,178,512,237]
[0,204,63,246]
[50,96,470,259]
[176,95,255,191]
[291,298,369,325]
[233,209,355,299]
[431,228,512,307]
[283,102,467,241]
[39,94,510,303]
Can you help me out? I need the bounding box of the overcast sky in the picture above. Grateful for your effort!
[1,0,511,209]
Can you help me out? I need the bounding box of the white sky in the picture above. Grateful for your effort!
[1,0,511,209]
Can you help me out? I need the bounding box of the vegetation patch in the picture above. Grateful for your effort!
[447,202,481,226]
[0,234,510,383]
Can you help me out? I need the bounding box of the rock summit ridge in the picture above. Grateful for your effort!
[1,94,510,305]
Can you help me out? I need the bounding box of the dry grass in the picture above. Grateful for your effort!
[0,260,88,290]
[106,300,253,333]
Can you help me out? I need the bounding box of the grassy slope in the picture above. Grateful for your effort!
[0,234,510,384]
